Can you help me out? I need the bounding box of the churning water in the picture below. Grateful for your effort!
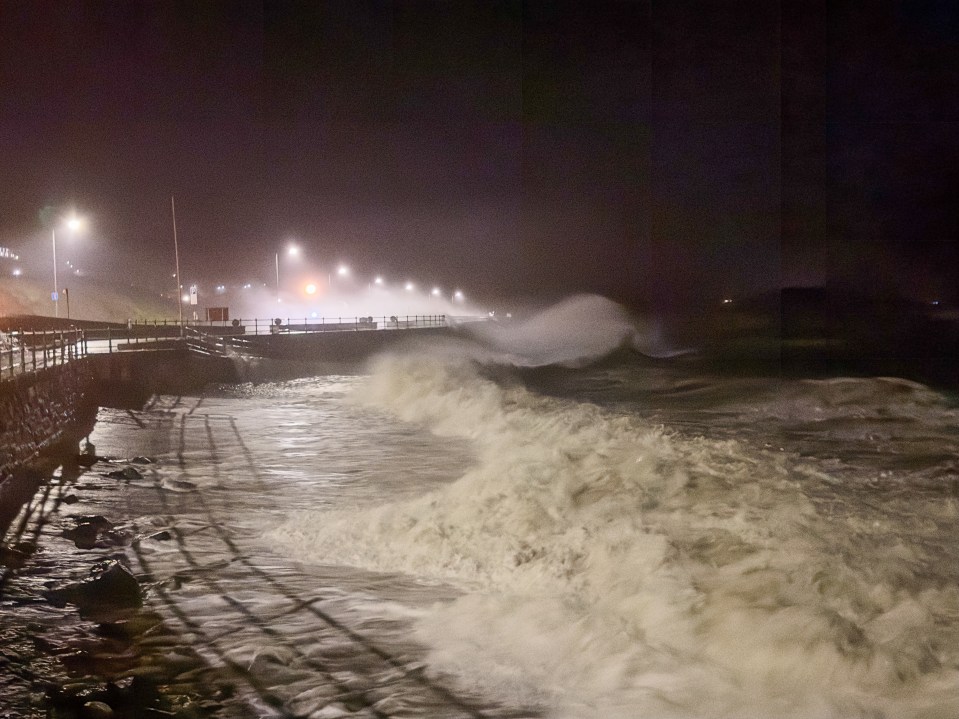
[80,297,959,718]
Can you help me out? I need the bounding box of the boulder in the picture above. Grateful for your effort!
[104,467,142,480]
[45,561,143,618]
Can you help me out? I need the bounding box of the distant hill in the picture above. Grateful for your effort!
[0,277,176,323]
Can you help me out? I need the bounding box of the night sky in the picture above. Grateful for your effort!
[1,1,957,312]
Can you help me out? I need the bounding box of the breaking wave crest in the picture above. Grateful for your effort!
[269,354,959,718]
[461,293,668,367]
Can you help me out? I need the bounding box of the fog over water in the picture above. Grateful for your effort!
[76,295,959,717]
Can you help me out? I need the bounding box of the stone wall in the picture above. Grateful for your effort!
[0,359,99,536]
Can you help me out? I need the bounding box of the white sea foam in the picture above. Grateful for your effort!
[269,353,959,718]
[464,293,665,366]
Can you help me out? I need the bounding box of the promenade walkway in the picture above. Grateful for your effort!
[0,314,455,381]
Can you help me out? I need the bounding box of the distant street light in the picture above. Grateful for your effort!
[329,263,349,289]
[453,290,464,302]
[405,282,415,292]
[276,244,299,303]
[374,276,384,285]
[51,213,86,318]
[431,287,441,297]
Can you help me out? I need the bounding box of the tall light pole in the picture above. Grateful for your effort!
[52,215,84,318]
[171,196,183,329]
[276,244,299,303]
[51,228,58,317]
[329,263,349,290]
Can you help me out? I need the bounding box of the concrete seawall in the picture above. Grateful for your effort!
[0,359,99,536]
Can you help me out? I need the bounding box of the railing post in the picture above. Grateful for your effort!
[108,326,112,354]
[19,331,25,373]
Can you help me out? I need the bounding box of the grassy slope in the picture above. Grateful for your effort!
[0,277,176,323]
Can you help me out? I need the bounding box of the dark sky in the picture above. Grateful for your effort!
[1,0,957,311]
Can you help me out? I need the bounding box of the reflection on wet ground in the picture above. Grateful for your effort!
[1,392,540,718]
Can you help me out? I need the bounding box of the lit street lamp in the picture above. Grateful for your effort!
[276,244,299,303]
[51,214,85,318]
[329,263,349,290]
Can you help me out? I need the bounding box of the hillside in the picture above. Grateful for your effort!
[0,277,176,323]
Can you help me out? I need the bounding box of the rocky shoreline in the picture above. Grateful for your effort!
[0,450,252,719]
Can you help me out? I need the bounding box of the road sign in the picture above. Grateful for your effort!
[51,291,58,301]
[189,284,198,306]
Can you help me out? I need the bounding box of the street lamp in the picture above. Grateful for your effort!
[329,263,349,290]
[453,290,464,302]
[276,244,299,303]
[51,214,85,318]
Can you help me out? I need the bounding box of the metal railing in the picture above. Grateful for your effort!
[0,330,88,381]
[1,315,457,381]
[96,314,449,337]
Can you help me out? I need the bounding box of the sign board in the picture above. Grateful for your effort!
[51,291,58,301]
[206,307,229,322]
[189,284,198,306]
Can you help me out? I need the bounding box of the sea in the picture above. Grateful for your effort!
[6,295,959,718]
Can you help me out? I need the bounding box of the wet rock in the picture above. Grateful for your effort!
[77,453,100,468]
[82,700,115,718]
[63,516,115,550]
[130,456,155,465]
[15,540,37,555]
[148,530,172,542]
[45,561,143,618]
[104,466,143,480]
[63,493,81,504]
[75,515,115,532]
[32,635,65,654]
[64,523,100,549]
[0,545,30,569]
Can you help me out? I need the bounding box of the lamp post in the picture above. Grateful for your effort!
[51,215,84,318]
[171,196,183,330]
[329,264,349,290]
[276,244,299,303]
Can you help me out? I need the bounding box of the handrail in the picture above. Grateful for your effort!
[0,314,467,380]
[0,329,88,382]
